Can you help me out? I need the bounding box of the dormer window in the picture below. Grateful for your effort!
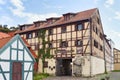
[47,17,60,24]
[35,23,40,27]
[34,21,46,27]
[19,24,33,30]
[63,13,76,21]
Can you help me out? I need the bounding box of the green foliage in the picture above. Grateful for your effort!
[33,73,49,80]
[37,29,52,73]
[0,27,10,33]
[112,70,120,72]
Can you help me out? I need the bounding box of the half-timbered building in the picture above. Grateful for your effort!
[15,8,114,76]
[0,34,36,80]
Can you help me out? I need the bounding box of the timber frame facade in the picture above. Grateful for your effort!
[15,8,114,76]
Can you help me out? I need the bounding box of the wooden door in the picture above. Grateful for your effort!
[12,62,22,80]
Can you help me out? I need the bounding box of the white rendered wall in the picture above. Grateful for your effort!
[91,56,105,75]
[0,47,10,60]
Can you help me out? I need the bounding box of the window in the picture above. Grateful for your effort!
[48,29,53,35]
[100,33,103,40]
[35,44,39,50]
[76,24,83,31]
[61,27,66,33]
[26,33,32,39]
[94,40,98,48]
[35,23,40,27]
[60,41,68,47]
[97,17,100,24]
[100,45,103,51]
[64,15,70,21]
[49,43,53,48]
[75,40,83,47]
[35,32,38,38]
[44,61,48,68]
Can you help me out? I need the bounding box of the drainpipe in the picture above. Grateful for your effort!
[103,35,107,74]
[89,18,92,77]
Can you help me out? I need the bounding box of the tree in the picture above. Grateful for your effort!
[37,29,52,73]
[10,26,19,31]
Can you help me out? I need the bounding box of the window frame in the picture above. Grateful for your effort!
[60,41,68,48]
[48,28,53,35]
[75,23,84,31]
[75,40,83,47]
[61,26,66,33]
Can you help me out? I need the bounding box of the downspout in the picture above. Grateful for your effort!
[89,18,92,77]
[103,35,107,74]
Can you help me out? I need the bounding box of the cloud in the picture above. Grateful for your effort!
[10,0,24,11]
[9,0,60,24]
[0,0,6,4]
[94,0,99,4]
[104,0,114,7]
[114,12,120,20]
[0,16,14,26]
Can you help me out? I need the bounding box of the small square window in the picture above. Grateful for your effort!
[75,40,83,47]
[60,41,68,47]
[76,24,83,31]
[44,61,48,68]
[35,32,38,38]
[61,27,66,33]
[49,43,53,48]
[48,29,53,35]
[26,33,32,39]
[94,40,98,48]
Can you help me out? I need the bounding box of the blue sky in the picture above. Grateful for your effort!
[0,0,120,49]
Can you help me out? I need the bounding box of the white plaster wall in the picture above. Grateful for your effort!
[38,59,43,73]
[0,47,10,60]
[11,40,17,48]
[0,62,10,71]
[0,73,4,80]
[18,51,23,61]
[24,72,33,80]
[91,56,105,75]
[18,40,24,49]
[24,49,32,61]
[45,58,56,75]
[24,62,31,71]
[11,50,17,60]
[82,56,90,76]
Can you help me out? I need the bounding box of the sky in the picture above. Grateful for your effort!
[0,0,120,49]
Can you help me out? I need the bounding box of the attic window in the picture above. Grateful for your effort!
[35,23,40,27]
[63,13,76,21]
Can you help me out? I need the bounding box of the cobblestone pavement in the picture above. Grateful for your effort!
[110,72,120,80]
[43,76,97,80]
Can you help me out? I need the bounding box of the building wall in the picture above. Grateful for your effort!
[91,56,105,75]
[114,48,120,70]
[17,10,113,76]
[0,36,34,80]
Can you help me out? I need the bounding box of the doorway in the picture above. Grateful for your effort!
[56,59,72,76]
[12,62,22,80]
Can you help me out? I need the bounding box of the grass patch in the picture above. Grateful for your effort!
[112,70,120,72]
[34,73,49,80]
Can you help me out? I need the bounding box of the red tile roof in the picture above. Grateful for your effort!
[8,31,15,37]
[15,8,97,34]
[0,32,37,58]
[0,32,11,39]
